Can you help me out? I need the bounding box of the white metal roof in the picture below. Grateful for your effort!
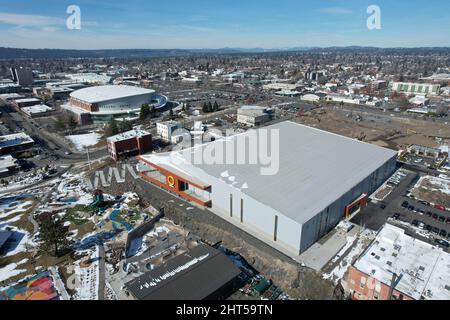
[70,85,155,103]
[107,129,151,143]
[21,104,53,114]
[353,224,450,300]
[14,98,40,103]
[140,121,396,224]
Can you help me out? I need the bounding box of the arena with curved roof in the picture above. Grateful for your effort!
[62,85,167,124]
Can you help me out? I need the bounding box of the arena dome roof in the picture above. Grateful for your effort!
[70,85,155,103]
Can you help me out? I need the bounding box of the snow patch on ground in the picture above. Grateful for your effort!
[0,258,29,282]
[322,229,376,284]
[0,200,33,219]
[66,132,102,151]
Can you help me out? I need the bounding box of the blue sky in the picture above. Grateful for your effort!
[0,0,449,49]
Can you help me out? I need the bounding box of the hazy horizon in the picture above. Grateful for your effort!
[1,0,449,50]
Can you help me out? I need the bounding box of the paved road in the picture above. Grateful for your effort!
[98,245,106,300]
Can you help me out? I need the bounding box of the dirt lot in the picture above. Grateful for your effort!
[411,176,450,207]
[294,107,450,151]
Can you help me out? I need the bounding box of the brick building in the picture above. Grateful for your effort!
[107,129,152,161]
[345,224,450,300]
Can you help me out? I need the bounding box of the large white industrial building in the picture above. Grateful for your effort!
[137,121,397,258]
[62,85,167,124]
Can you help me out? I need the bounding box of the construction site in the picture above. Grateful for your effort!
[295,107,450,151]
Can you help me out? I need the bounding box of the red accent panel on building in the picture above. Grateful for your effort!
[344,194,368,218]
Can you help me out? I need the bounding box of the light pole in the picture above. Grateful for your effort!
[86,147,91,170]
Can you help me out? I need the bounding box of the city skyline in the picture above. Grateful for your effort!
[0,0,449,49]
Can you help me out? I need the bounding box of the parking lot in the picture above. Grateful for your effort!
[352,168,450,251]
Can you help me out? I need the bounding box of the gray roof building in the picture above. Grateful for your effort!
[125,244,241,300]
[138,121,397,257]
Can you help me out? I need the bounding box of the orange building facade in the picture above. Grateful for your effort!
[138,156,212,207]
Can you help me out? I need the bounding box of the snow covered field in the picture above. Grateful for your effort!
[66,132,102,151]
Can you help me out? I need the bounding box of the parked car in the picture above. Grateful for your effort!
[408,205,415,211]
[418,222,426,230]
[432,214,439,221]
[440,230,448,238]
[411,220,419,227]
[425,224,432,232]
[426,211,433,218]
[439,216,446,223]
[435,239,450,248]
[380,204,387,210]
[434,205,446,211]
[393,213,400,220]
[401,201,409,208]
[432,227,440,235]
[446,217,450,224]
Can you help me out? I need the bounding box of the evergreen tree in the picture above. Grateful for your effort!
[55,116,66,131]
[202,102,208,113]
[40,216,70,257]
[68,116,78,133]
[213,101,219,112]
[119,120,133,132]
[106,119,119,136]
[207,101,213,113]
[140,103,151,120]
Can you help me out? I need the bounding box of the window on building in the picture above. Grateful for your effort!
[360,277,366,288]
[375,283,381,293]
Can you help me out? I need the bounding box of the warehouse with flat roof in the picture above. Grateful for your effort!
[125,244,241,300]
[137,121,397,257]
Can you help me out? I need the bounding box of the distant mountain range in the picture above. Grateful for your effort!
[1,46,449,59]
